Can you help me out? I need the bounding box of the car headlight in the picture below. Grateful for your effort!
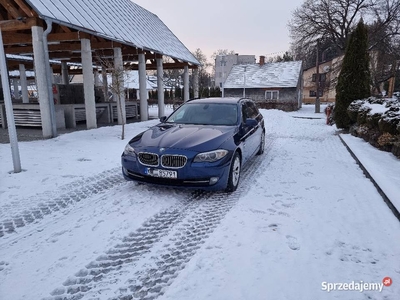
[123,144,136,155]
[194,149,228,162]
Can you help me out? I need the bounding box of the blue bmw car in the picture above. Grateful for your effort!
[121,97,265,192]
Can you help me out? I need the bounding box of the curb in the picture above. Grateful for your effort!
[339,135,400,222]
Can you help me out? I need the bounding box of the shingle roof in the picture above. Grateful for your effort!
[224,61,303,88]
[25,0,199,65]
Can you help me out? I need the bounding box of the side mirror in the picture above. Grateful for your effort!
[245,118,257,127]
[160,116,167,123]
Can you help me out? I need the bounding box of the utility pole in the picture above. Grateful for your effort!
[243,66,247,97]
[221,55,226,98]
[315,39,320,113]
[388,60,397,98]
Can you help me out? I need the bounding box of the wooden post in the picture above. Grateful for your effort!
[32,26,52,138]
[138,52,148,121]
[61,61,69,84]
[114,47,126,125]
[81,38,97,129]
[156,56,165,117]
[183,65,189,102]
[19,64,29,103]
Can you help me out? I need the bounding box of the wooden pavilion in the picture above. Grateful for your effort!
[0,0,200,138]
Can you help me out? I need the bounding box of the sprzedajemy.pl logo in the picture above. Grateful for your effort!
[321,277,392,293]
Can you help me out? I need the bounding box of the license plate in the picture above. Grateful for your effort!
[146,168,177,179]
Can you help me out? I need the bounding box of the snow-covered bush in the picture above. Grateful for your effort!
[379,101,400,134]
[347,97,400,154]
[377,132,397,152]
[347,100,364,123]
[392,142,400,158]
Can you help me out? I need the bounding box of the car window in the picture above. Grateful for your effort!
[166,103,238,125]
[245,102,259,119]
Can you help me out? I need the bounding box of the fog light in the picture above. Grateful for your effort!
[122,167,127,175]
[209,177,219,185]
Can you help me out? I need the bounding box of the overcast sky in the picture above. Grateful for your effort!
[133,0,305,63]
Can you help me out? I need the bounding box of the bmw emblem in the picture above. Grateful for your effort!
[160,148,165,152]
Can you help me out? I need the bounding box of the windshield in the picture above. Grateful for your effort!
[165,103,238,126]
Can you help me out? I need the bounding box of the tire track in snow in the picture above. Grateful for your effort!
[43,136,278,300]
[0,168,126,239]
[43,190,211,300]
[111,136,278,300]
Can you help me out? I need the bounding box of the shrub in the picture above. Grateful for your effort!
[379,105,400,134]
[392,142,400,158]
[347,100,364,123]
[357,109,370,125]
[377,132,397,152]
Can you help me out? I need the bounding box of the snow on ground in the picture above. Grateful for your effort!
[340,134,400,213]
[0,104,399,300]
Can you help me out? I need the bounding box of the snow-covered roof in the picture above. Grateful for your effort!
[25,0,199,65]
[9,70,35,78]
[115,71,157,90]
[224,61,303,89]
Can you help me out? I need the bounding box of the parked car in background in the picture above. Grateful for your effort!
[121,97,265,191]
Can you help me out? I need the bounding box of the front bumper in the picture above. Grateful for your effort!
[121,149,232,191]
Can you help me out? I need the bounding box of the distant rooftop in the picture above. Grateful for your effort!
[224,61,303,88]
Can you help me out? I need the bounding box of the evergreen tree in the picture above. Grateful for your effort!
[334,20,371,129]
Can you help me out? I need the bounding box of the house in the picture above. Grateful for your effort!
[215,54,256,89]
[302,56,343,104]
[223,57,303,111]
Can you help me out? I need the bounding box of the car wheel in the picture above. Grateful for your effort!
[257,131,265,155]
[226,152,241,192]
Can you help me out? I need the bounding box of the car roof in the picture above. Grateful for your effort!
[187,97,251,104]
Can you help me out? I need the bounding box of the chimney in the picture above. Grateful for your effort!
[259,56,265,66]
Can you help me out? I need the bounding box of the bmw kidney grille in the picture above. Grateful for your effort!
[161,155,187,168]
[138,152,187,168]
[138,152,159,166]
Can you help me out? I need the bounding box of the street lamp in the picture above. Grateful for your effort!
[315,40,331,113]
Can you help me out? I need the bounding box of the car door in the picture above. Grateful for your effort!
[244,101,262,157]
[240,101,260,162]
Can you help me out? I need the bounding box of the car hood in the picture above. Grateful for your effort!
[131,124,235,151]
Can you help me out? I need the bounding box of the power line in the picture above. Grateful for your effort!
[264,50,289,57]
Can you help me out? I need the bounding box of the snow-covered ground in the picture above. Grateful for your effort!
[0,105,399,300]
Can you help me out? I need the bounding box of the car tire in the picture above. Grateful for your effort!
[257,131,265,155]
[226,152,241,192]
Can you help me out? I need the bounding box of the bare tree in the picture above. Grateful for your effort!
[288,0,400,60]
[95,52,130,140]
[162,56,183,96]
[191,48,213,97]
[289,0,400,94]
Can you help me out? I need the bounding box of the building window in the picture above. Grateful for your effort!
[312,73,327,82]
[219,72,222,78]
[309,90,323,97]
[265,90,279,100]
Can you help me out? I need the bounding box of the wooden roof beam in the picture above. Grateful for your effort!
[48,31,91,42]
[129,62,196,70]
[0,17,38,31]
[0,0,21,19]
[4,31,91,44]
[13,0,36,17]
[2,32,31,45]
